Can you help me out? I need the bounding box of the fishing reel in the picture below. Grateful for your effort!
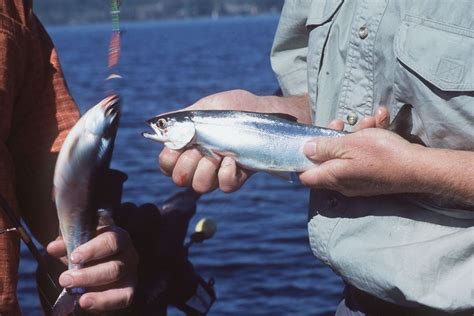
[172,219,217,316]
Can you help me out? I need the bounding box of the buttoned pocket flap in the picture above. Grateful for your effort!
[394,16,474,91]
[305,0,343,27]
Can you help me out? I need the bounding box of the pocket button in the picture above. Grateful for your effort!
[347,112,359,125]
[358,24,368,39]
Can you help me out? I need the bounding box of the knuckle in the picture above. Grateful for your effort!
[102,232,119,254]
[220,181,238,193]
[172,170,191,187]
[109,261,126,280]
[71,271,89,287]
[124,287,135,307]
[192,173,217,194]
[192,182,211,194]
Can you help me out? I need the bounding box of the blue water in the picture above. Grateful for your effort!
[18,16,343,315]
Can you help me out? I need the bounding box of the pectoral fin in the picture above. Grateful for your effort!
[266,171,298,183]
[52,289,76,316]
[389,104,426,146]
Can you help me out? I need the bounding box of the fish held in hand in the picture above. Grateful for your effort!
[143,110,345,173]
[52,95,121,315]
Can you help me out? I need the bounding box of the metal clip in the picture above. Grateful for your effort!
[0,227,17,235]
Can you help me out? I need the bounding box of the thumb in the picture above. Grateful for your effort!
[303,137,344,162]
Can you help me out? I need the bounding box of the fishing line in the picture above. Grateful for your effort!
[105,0,123,94]
[0,193,60,310]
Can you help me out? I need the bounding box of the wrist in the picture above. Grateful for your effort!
[262,94,311,124]
[403,144,435,194]
[404,145,474,205]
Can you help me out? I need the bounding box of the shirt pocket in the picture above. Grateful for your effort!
[306,0,343,104]
[392,15,474,150]
[394,15,473,92]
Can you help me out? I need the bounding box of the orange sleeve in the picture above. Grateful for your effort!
[0,5,28,312]
[8,12,80,247]
[0,0,80,311]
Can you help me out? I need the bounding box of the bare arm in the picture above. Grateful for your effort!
[301,124,474,207]
[409,146,473,206]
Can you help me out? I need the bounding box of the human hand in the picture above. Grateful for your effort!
[159,90,267,193]
[47,226,139,312]
[326,106,391,131]
[300,107,421,196]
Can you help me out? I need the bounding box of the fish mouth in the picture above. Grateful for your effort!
[142,121,165,142]
[143,115,169,142]
[101,94,121,118]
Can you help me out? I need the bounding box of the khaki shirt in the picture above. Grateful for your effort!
[271,0,473,311]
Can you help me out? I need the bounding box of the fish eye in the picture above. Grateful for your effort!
[157,118,167,129]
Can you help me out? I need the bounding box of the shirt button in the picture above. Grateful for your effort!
[358,25,368,39]
[328,197,338,208]
[347,112,359,126]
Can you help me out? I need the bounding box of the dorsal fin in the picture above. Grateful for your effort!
[266,113,298,122]
[389,104,425,146]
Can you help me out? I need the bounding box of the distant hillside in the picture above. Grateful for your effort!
[34,0,284,25]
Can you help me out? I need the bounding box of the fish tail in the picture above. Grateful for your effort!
[52,288,85,316]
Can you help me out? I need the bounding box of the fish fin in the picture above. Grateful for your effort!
[389,104,425,145]
[52,289,76,316]
[98,208,115,226]
[266,113,298,122]
[266,171,298,183]
[197,146,221,160]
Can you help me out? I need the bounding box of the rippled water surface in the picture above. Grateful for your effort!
[18,16,343,315]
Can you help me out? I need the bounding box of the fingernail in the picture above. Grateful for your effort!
[304,142,317,156]
[222,157,233,167]
[82,298,94,310]
[60,274,73,287]
[71,252,82,264]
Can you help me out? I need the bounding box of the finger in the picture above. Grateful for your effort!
[298,160,343,190]
[192,156,220,193]
[375,106,390,129]
[355,116,376,131]
[158,148,181,176]
[79,278,136,312]
[328,119,344,131]
[172,149,202,187]
[70,226,129,265]
[46,237,66,258]
[217,157,250,193]
[59,259,129,288]
[303,137,346,163]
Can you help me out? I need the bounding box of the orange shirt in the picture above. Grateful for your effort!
[0,0,79,312]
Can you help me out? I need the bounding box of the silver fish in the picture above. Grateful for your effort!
[142,110,345,173]
[143,105,415,174]
[52,95,121,315]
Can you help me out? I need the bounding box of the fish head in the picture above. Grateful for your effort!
[84,94,121,139]
[143,111,196,150]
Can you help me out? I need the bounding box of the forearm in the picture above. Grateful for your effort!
[261,94,311,124]
[408,145,474,207]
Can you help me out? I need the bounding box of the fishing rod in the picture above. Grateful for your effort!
[0,192,60,311]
